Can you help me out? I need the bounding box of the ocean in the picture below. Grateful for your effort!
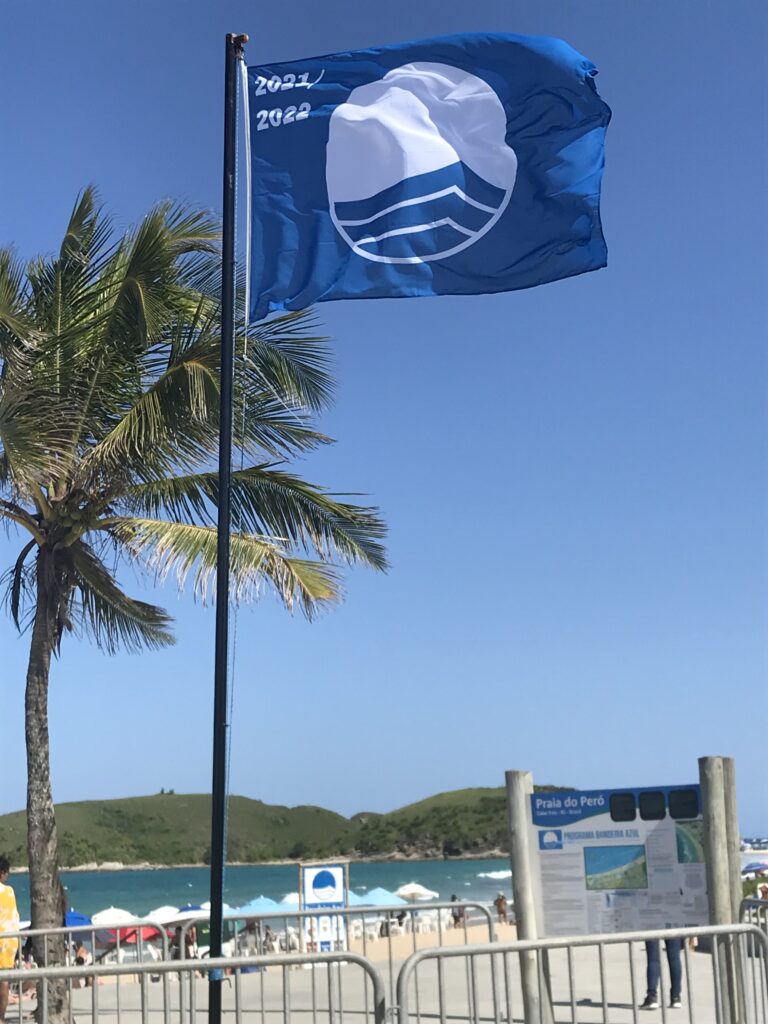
[9,858,514,919]
[8,853,763,920]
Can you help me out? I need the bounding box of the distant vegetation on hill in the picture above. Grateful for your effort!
[0,785,570,868]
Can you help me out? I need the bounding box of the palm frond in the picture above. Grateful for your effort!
[76,344,221,485]
[69,540,175,653]
[9,538,36,629]
[242,311,334,414]
[77,335,330,489]
[123,465,388,570]
[0,386,73,491]
[109,517,342,615]
[0,248,34,362]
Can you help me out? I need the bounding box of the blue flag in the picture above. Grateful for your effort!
[246,33,610,321]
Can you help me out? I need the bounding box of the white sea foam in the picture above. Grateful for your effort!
[477,870,512,880]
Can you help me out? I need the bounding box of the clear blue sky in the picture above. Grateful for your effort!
[1,0,766,835]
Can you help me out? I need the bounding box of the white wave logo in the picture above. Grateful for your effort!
[327,62,517,264]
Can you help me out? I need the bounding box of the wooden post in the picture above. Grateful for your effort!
[505,770,553,1024]
[722,757,748,1021]
[722,758,743,921]
[700,757,732,925]
[699,756,740,1024]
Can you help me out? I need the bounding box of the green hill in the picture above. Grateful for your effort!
[0,785,570,868]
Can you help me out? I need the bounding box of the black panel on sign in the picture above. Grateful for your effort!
[610,792,637,822]
[639,791,666,820]
[669,789,699,820]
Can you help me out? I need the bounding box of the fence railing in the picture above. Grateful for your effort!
[10,917,171,962]
[396,923,768,1024]
[0,949,387,1024]
[742,898,768,933]
[0,901,494,1023]
[175,901,497,1011]
[4,914,765,1023]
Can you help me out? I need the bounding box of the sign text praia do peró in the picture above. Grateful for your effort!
[529,786,708,936]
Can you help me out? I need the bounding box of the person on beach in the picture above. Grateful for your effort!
[263,925,278,952]
[640,939,682,1010]
[450,895,466,928]
[0,855,20,1022]
[74,939,93,987]
[242,921,259,955]
[493,892,509,924]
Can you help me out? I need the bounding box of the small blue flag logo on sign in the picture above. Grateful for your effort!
[311,869,338,902]
[539,829,563,850]
[246,34,610,320]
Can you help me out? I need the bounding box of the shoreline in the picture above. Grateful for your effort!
[10,849,509,875]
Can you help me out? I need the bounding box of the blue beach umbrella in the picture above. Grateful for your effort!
[346,891,371,907]
[234,896,281,915]
[742,862,768,875]
[357,888,406,907]
[65,910,92,928]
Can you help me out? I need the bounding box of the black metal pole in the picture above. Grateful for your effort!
[209,30,247,1024]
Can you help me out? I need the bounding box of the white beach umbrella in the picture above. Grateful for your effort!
[168,909,207,924]
[143,906,180,926]
[200,901,233,913]
[91,907,137,926]
[394,882,439,902]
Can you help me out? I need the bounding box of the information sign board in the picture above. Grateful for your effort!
[528,785,707,936]
[299,862,348,952]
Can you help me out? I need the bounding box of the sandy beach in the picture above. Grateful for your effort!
[348,920,515,962]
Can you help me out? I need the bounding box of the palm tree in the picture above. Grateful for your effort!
[0,188,386,1018]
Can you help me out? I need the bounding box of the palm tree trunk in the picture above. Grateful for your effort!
[25,552,68,1023]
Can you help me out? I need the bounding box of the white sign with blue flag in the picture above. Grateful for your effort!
[245,33,610,321]
[528,786,708,936]
[300,863,348,952]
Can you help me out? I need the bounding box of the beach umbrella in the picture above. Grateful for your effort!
[395,882,439,902]
[347,891,371,907]
[167,904,206,924]
[354,887,407,907]
[120,926,161,945]
[65,910,91,928]
[143,906,180,926]
[742,862,768,874]
[234,896,282,915]
[91,907,136,926]
[91,907,156,944]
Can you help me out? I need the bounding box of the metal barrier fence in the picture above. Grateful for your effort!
[0,950,387,1024]
[0,902,494,1023]
[742,899,768,934]
[396,923,768,1024]
[176,902,497,1011]
[5,913,765,1023]
[8,918,170,963]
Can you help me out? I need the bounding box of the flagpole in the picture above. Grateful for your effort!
[209,30,248,1024]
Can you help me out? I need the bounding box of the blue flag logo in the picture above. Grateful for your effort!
[246,34,610,320]
[327,62,518,264]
